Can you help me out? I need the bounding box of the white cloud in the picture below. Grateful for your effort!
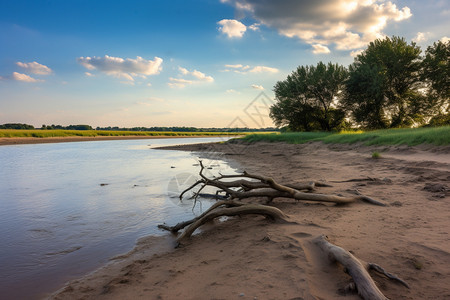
[226,89,241,94]
[12,72,43,82]
[168,67,214,88]
[441,36,449,43]
[191,70,214,82]
[312,44,331,54]
[77,55,163,81]
[249,23,260,31]
[225,64,250,70]
[16,61,52,75]
[249,66,279,73]
[223,64,278,74]
[222,0,412,52]
[412,32,429,43]
[84,72,94,77]
[251,84,264,90]
[178,66,189,75]
[217,19,247,38]
[168,77,194,88]
[350,49,364,57]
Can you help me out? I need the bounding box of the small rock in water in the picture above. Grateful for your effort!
[100,183,109,186]
[171,166,175,168]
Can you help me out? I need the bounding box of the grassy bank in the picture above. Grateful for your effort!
[241,126,450,146]
[0,129,252,138]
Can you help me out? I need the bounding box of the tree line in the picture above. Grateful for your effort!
[0,123,278,132]
[271,36,449,131]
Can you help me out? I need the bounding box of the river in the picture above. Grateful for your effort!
[0,137,237,299]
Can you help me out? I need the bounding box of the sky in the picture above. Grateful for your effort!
[0,0,449,128]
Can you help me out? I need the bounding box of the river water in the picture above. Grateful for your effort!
[0,137,238,299]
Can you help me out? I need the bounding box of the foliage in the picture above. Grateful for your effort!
[241,126,450,146]
[425,113,450,127]
[271,61,348,131]
[422,40,450,102]
[41,124,93,130]
[0,123,35,129]
[342,36,427,128]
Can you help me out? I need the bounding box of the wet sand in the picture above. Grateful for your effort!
[47,140,450,299]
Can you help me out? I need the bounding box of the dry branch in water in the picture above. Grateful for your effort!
[313,235,409,300]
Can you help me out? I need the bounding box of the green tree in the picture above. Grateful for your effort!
[422,39,449,123]
[343,36,427,129]
[271,62,348,131]
[423,40,450,100]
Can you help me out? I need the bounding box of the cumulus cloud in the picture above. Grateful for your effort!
[77,55,163,81]
[223,64,279,74]
[222,0,412,52]
[11,72,43,82]
[251,84,264,90]
[412,32,429,43]
[218,19,247,38]
[16,61,52,75]
[168,67,214,88]
[312,44,331,54]
[84,72,94,77]
[441,36,450,43]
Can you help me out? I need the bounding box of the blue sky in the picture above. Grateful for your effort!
[1,0,449,128]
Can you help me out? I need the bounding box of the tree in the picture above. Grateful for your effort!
[271,62,348,131]
[421,39,450,122]
[343,36,427,129]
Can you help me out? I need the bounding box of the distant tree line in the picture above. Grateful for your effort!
[41,124,94,130]
[95,126,278,132]
[0,123,35,129]
[0,123,278,132]
[271,36,449,131]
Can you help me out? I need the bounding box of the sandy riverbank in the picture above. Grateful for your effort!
[47,140,449,300]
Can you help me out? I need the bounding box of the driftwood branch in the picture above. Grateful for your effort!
[159,200,288,243]
[179,161,386,206]
[313,235,408,300]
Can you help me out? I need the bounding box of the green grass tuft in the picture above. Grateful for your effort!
[371,151,381,159]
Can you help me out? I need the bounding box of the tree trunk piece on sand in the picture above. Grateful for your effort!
[313,235,409,300]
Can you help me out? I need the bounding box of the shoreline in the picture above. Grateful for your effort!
[48,141,450,299]
[0,135,241,146]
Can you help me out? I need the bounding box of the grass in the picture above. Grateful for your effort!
[0,129,261,138]
[242,131,333,144]
[371,151,381,159]
[241,126,450,146]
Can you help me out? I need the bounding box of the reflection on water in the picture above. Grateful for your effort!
[0,137,238,299]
